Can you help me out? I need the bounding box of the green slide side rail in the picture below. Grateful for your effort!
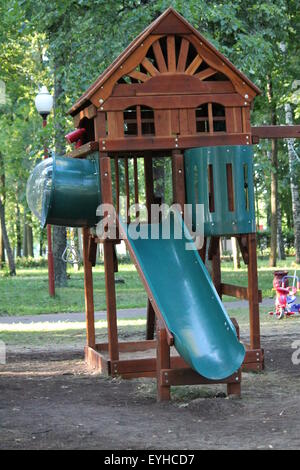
[121,213,245,380]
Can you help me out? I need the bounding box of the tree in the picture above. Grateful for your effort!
[285,103,300,263]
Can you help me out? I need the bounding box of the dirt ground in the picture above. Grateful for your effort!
[0,322,300,450]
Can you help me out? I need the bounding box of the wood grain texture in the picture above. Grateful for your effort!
[82,228,96,349]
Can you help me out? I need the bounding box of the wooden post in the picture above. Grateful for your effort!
[156,321,171,401]
[247,233,261,350]
[104,240,119,362]
[82,227,96,349]
[227,371,241,397]
[209,236,222,298]
[144,154,154,219]
[100,154,119,362]
[144,154,155,338]
[172,150,185,211]
[146,300,155,340]
[198,237,207,263]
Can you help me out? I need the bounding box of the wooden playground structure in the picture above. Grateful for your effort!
[65,8,300,401]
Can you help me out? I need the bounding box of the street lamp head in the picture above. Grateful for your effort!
[35,86,53,119]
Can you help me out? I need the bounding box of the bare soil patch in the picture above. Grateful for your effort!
[0,322,299,450]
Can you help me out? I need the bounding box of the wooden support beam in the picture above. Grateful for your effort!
[146,299,156,340]
[88,236,98,267]
[236,235,249,265]
[104,240,119,362]
[251,125,300,141]
[102,134,250,152]
[82,228,96,349]
[198,237,207,263]
[73,104,97,128]
[100,154,119,362]
[247,233,261,350]
[160,368,240,387]
[66,141,99,159]
[96,340,156,353]
[144,154,154,220]
[172,150,185,211]
[208,237,221,297]
[221,283,262,303]
[84,346,108,374]
[156,322,171,401]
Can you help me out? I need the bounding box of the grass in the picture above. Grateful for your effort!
[0,318,147,349]
[2,307,298,352]
[0,257,299,317]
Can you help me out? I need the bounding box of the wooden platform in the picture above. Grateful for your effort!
[84,335,263,401]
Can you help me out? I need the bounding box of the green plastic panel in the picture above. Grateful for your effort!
[121,213,245,380]
[26,153,101,228]
[184,145,256,236]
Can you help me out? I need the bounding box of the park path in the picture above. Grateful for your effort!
[0,298,274,324]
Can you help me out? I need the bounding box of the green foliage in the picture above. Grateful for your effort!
[0,0,299,265]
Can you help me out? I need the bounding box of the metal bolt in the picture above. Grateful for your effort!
[104,172,108,177]
[235,377,239,381]
[102,147,106,150]
[245,94,249,99]
[178,169,182,174]
[244,102,248,106]
[99,98,104,104]
[100,107,104,111]
[232,221,236,225]
[141,43,144,47]
[102,140,105,144]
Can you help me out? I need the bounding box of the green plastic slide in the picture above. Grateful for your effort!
[121,213,245,380]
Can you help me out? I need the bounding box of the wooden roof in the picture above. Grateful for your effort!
[69,7,261,116]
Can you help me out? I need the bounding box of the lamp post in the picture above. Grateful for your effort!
[35,86,55,297]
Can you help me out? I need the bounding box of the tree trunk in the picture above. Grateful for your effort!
[53,226,67,286]
[39,229,44,257]
[0,224,4,269]
[15,203,22,258]
[285,103,300,263]
[231,237,241,269]
[27,219,34,258]
[23,217,28,257]
[52,56,67,287]
[267,78,278,267]
[0,198,16,275]
[277,201,286,260]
